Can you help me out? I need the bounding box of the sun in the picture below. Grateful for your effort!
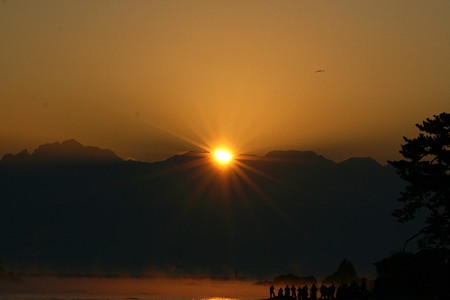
[213,149,233,164]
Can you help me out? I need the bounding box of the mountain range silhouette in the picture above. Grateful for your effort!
[1,139,121,164]
[0,140,423,278]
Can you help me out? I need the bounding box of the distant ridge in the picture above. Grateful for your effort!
[1,141,386,167]
[264,150,335,165]
[338,157,383,169]
[1,139,122,164]
[162,151,210,164]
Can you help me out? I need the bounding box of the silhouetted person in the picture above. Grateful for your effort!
[278,287,284,297]
[328,285,336,299]
[336,283,347,300]
[301,285,308,300]
[320,284,327,299]
[360,278,369,299]
[297,286,302,300]
[269,284,276,298]
[310,283,318,300]
[349,281,359,298]
[291,284,296,298]
[285,285,291,297]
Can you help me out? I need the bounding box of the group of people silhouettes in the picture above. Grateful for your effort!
[269,280,369,300]
[269,283,333,299]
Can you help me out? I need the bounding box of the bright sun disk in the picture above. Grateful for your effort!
[214,150,233,163]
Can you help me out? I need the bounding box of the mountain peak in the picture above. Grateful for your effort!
[1,139,122,165]
[1,150,30,163]
[33,139,83,156]
[62,138,83,147]
[264,150,335,165]
[338,157,382,169]
[162,151,210,165]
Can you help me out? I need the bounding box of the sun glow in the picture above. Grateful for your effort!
[213,150,233,164]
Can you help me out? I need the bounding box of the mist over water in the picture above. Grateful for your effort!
[0,276,266,300]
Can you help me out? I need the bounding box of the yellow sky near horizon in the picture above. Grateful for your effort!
[1,0,449,163]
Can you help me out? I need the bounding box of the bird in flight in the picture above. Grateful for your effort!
[315,69,325,73]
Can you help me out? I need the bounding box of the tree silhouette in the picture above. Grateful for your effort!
[389,112,450,249]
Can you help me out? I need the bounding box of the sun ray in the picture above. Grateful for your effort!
[129,106,307,237]
[158,152,210,175]
[231,163,301,232]
[234,158,300,192]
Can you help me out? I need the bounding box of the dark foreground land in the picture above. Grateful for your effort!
[264,295,447,300]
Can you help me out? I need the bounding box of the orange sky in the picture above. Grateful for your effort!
[1,0,449,163]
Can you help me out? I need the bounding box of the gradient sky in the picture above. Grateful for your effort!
[1,0,449,163]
